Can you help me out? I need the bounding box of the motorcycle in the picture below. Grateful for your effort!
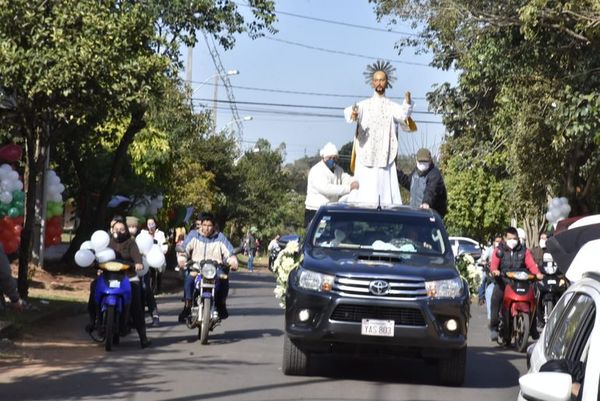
[185,259,230,344]
[536,252,569,329]
[89,260,133,351]
[497,269,538,352]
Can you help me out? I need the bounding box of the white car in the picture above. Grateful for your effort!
[518,270,600,401]
[448,236,482,260]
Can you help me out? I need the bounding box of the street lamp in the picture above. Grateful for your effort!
[222,115,253,130]
[191,69,239,97]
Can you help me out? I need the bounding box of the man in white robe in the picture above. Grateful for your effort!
[304,142,358,227]
[344,64,414,205]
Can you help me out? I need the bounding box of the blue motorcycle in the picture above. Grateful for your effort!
[90,261,133,351]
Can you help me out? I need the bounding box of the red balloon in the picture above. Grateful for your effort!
[4,238,18,254]
[49,216,62,226]
[0,144,23,163]
[13,216,24,226]
[12,224,22,236]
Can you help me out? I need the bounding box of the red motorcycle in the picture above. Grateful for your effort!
[496,269,537,352]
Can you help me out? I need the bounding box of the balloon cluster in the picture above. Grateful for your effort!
[0,164,25,253]
[131,196,164,220]
[74,230,166,276]
[545,197,571,225]
[44,170,65,247]
[135,231,166,275]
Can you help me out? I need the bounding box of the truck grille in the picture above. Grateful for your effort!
[332,275,428,300]
[330,304,426,326]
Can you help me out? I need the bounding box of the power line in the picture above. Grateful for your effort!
[189,81,428,101]
[199,103,444,124]
[264,37,431,67]
[193,97,436,115]
[235,1,417,36]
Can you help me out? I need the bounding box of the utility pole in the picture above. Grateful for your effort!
[186,46,193,84]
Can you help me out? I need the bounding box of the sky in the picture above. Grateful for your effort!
[187,0,458,164]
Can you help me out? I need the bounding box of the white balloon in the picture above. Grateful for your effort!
[91,230,110,252]
[559,203,571,217]
[559,197,569,205]
[0,164,12,173]
[551,198,562,208]
[545,211,554,222]
[8,179,22,192]
[0,191,12,204]
[80,240,94,250]
[135,232,154,255]
[7,171,18,181]
[550,209,561,221]
[95,248,116,263]
[146,245,166,268]
[137,257,150,277]
[75,249,95,267]
[56,183,65,193]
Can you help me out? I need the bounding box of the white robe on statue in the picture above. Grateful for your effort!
[343,93,413,205]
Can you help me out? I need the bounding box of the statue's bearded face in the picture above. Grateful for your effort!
[371,71,387,94]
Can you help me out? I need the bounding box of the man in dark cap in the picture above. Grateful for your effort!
[397,148,448,218]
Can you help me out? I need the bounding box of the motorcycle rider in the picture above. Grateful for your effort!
[489,226,543,341]
[267,234,281,271]
[86,220,150,348]
[178,212,238,323]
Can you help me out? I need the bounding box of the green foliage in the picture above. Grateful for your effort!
[371,0,600,232]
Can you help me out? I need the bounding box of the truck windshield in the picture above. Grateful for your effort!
[311,213,447,256]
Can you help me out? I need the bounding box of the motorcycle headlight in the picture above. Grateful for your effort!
[201,263,217,279]
[544,262,557,275]
[297,268,334,292]
[425,277,463,298]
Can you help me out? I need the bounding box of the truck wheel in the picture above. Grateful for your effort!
[282,334,310,376]
[438,347,467,386]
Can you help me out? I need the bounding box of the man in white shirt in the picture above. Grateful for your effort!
[304,142,358,227]
[344,60,414,205]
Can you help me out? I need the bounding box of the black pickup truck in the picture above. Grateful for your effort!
[283,204,470,386]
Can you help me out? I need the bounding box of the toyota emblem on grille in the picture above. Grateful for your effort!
[369,280,390,295]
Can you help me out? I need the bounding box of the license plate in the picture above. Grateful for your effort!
[109,280,121,288]
[546,279,557,285]
[361,319,394,337]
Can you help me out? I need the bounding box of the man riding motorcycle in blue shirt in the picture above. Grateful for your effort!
[178,213,238,323]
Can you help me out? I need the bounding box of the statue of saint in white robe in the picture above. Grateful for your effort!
[343,93,413,205]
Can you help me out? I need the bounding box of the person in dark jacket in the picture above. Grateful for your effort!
[397,148,448,218]
[86,220,150,348]
[0,244,25,311]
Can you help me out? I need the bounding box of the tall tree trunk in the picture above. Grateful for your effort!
[93,107,146,228]
[18,127,47,299]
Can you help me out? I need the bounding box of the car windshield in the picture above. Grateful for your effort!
[311,212,447,256]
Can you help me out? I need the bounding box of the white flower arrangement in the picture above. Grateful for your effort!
[455,253,482,295]
[272,240,303,308]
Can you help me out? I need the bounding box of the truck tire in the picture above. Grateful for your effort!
[438,347,467,386]
[282,334,310,376]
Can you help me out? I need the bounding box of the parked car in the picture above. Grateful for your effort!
[283,203,470,386]
[448,236,482,260]
[518,237,600,401]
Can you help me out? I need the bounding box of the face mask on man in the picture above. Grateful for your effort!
[506,239,519,250]
[416,161,430,172]
[539,239,547,248]
[325,159,336,171]
[147,222,156,231]
[113,231,129,243]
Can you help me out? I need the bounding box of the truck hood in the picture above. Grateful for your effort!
[302,247,458,281]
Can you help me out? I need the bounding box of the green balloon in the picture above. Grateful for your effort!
[7,207,19,217]
[12,191,25,202]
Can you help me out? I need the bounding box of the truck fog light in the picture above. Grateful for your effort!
[298,309,311,322]
[445,319,458,332]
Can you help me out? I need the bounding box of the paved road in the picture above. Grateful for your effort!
[4,271,528,401]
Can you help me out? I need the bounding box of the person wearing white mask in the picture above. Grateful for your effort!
[304,142,358,227]
[488,227,544,341]
[397,148,448,218]
[531,232,549,267]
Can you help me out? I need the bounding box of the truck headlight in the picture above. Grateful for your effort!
[425,277,463,298]
[297,268,334,292]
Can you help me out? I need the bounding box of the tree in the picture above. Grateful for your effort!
[0,0,276,297]
[370,0,600,240]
